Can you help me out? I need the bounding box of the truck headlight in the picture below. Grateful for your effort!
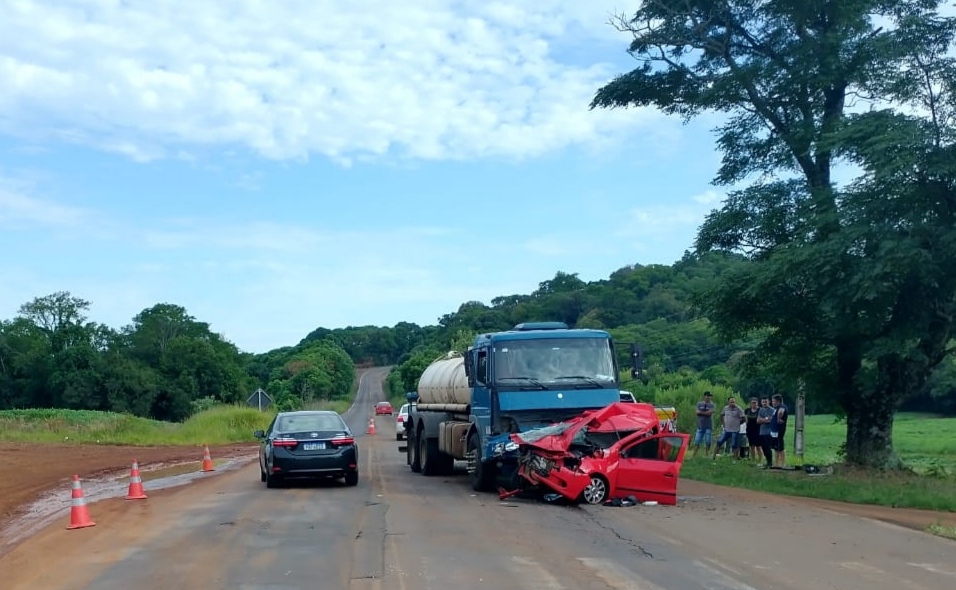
[504,441,518,452]
[493,442,505,456]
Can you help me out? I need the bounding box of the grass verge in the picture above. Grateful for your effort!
[681,412,956,512]
[0,406,276,446]
[927,523,956,540]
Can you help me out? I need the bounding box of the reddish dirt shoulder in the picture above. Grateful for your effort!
[680,479,956,531]
[0,442,257,525]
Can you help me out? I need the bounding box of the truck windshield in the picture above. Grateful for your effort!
[492,337,617,388]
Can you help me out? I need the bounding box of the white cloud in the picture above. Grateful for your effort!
[0,176,93,228]
[614,190,727,256]
[0,1,661,164]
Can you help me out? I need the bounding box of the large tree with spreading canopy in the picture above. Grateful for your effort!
[591,0,956,467]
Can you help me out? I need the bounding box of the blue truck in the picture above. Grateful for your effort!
[401,322,632,491]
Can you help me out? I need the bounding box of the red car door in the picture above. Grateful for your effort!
[610,432,690,505]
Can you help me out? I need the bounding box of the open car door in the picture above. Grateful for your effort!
[612,432,690,505]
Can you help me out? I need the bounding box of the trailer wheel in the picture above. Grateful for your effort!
[468,433,496,492]
[419,433,442,476]
[409,426,421,473]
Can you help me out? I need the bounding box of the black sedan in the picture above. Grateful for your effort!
[255,410,359,488]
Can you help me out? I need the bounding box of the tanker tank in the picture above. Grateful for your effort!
[416,353,471,408]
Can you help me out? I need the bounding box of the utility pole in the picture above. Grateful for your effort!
[794,380,806,461]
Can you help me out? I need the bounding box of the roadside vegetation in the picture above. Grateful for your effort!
[927,523,956,540]
[0,405,275,446]
[681,413,956,512]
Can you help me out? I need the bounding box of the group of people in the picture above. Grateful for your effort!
[691,391,789,469]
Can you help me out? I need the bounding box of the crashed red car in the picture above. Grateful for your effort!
[509,402,689,506]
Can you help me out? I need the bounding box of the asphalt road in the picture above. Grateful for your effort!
[3,367,955,590]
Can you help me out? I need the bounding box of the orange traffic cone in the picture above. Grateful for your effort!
[201,445,215,472]
[367,417,376,435]
[66,475,96,530]
[125,459,147,500]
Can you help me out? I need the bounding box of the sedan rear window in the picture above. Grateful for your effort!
[276,414,344,433]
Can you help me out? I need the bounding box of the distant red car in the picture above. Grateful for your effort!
[510,402,689,506]
[374,401,393,416]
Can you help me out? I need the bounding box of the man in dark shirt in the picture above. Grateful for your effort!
[691,391,716,458]
[770,394,789,468]
[756,397,776,469]
[744,397,762,464]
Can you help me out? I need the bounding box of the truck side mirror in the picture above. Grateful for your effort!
[476,353,488,385]
[464,349,475,387]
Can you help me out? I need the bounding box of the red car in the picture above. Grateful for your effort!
[374,401,393,416]
[509,402,689,506]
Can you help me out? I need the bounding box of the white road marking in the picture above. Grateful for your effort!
[702,557,744,577]
[837,561,885,576]
[508,556,567,590]
[691,560,760,590]
[838,562,931,590]
[577,557,666,590]
[907,562,956,578]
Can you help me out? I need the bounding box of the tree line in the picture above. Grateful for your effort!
[0,293,356,421]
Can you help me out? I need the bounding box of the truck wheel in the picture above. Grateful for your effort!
[468,433,496,492]
[419,434,442,476]
[409,428,421,473]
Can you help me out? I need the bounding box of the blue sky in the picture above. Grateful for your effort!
[0,1,733,354]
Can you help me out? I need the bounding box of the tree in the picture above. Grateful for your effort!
[591,1,956,467]
[18,291,92,352]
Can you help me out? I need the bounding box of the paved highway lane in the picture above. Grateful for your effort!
[2,367,954,590]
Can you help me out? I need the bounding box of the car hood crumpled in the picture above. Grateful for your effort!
[508,401,662,453]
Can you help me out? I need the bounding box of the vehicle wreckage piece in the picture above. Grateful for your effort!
[507,402,690,506]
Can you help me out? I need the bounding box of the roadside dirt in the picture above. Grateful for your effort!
[0,442,258,528]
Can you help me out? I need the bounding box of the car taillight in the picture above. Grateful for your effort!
[273,438,298,447]
[330,437,355,446]
[397,415,404,422]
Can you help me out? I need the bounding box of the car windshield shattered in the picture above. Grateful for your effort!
[513,422,574,444]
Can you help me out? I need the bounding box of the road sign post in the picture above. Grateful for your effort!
[246,388,273,411]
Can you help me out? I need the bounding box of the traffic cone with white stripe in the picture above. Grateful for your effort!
[201,445,215,472]
[66,475,96,530]
[367,417,376,435]
[125,459,147,500]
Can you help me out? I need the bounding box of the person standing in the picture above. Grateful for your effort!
[756,397,776,469]
[744,397,762,464]
[770,394,790,468]
[692,391,716,458]
[713,396,745,460]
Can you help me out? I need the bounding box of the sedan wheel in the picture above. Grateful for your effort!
[581,475,608,505]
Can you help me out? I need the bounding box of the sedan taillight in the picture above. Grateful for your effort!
[330,436,355,446]
[273,438,298,447]
[396,415,404,422]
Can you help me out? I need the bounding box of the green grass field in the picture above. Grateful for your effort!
[0,406,277,446]
[681,412,956,512]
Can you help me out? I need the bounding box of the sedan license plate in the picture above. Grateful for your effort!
[303,442,326,450]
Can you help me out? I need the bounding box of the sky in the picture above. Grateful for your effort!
[0,1,735,354]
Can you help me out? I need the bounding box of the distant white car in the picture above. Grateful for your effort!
[619,391,637,403]
[395,403,410,440]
